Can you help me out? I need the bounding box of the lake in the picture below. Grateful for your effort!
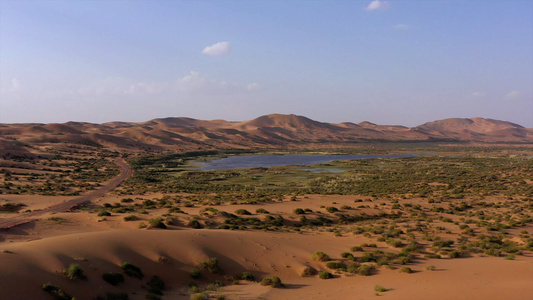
[197,154,415,170]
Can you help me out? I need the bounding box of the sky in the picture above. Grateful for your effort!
[1,0,532,127]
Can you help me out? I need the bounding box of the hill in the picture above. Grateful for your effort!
[0,115,531,156]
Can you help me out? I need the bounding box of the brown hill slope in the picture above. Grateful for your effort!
[0,115,531,155]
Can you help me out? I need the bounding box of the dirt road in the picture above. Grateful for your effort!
[0,157,132,230]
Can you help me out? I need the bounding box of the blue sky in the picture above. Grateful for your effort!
[1,0,532,127]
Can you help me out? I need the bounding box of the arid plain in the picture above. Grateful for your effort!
[1,114,532,300]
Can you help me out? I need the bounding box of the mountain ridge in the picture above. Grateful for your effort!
[1,114,532,155]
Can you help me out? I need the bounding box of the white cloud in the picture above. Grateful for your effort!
[394,24,411,30]
[126,82,167,95]
[505,90,521,100]
[471,91,486,98]
[202,41,231,56]
[366,0,390,11]
[12,78,20,89]
[246,82,259,91]
[177,71,256,95]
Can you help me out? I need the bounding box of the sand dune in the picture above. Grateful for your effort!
[2,114,531,156]
[1,228,531,300]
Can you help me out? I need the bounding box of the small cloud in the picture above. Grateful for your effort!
[365,0,390,11]
[202,41,231,56]
[394,24,411,30]
[471,91,486,98]
[505,90,521,100]
[246,82,259,91]
[12,78,20,89]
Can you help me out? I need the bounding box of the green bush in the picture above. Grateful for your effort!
[318,271,333,279]
[148,217,167,229]
[102,272,125,286]
[357,264,373,276]
[293,208,305,214]
[65,263,86,280]
[301,266,317,277]
[123,215,137,221]
[121,262,144,279]
[260,276,283,288]
[240,272,255,281]
[433,240,454,248]
[326,207,338,213]
[235,209,251,215]
[106,292,129,300]
[255,208,269,214]
[399,266,413,273]
[188,219,203,229]
[326,262,347,270]
[312,251,331,262]
[374,285,387,292]
[98,210,111,217]
[191,268,201,279]
[42,283,72,300]
[199,257,222,274]
[147,275,165,295]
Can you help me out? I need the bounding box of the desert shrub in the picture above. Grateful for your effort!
[374,285,387,292]
[42,283,72,300]
[448,250,461,258]
[340,252,355,260]
[121,262,144,279]
[255,208,269,214]
[169,207,185,213]
[505,254,515,260]
[235,209,251,215]
[102,272,125,286]
[199,257,222,274]
[351,246,364,252]
[326,262,347,270]
[387,240,403,248]
[121,198,134,203]
[240,272,255,281]
[357,264,374,276]
[318,271,333,279]
[98,210,111,217]
[301,266,317,277]
[484,248,501,257]
[148,217,167,229]
[426,265,436,271]
[123,215,137,221]
[326,207,338,213]
[65,263,86,280]
[190,293,209,300]
[361,252,378,262]
[293,208,305,215]
[147,275,165,295]
[191,268,201,279]
[144,294,161,300]
[433,240,454,248]
[105,292,129,300]
[399,266,413,273]
[188,219,203,229]
[138,222,147,229]
[260,276,283,288]
[312,251,331,262]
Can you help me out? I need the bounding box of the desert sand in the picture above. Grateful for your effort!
[1,115,533,299]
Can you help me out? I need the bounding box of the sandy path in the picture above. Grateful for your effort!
[0,157,132,230]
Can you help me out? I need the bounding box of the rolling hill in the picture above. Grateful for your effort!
[1,114,532,156]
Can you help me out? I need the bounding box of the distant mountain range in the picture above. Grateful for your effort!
[1,114,532,155]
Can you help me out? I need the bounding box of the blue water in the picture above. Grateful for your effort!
[198,154,415,170]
